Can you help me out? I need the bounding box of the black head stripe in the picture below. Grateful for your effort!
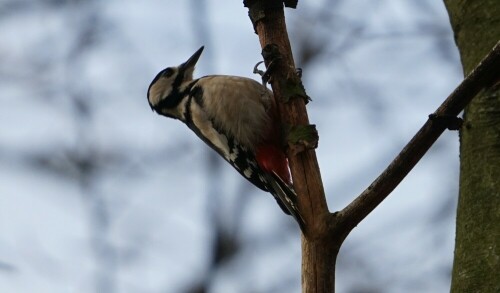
[191,86,204,108]
[184,94,193,125]
[154,81,198,116]
[162,68,174,78]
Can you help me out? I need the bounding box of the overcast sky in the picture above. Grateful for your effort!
[0,0,463,292]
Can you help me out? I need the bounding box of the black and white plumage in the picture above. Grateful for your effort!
[147,46,305,230]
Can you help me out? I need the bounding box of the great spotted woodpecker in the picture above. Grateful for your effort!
[147,46,305,230]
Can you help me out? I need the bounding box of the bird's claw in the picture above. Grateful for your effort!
[253,60,276,86]
[253,61,265,76]
[254,61,302,86]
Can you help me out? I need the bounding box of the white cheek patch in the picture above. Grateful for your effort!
[149,77,174,106]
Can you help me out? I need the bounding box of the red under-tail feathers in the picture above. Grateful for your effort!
[255,101,291,185]
[255,144,291,184]
[255,141,305,230]
[254,111,306,231]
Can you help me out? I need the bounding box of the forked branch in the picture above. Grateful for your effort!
[337,40,500,233]
[244,1,499,292]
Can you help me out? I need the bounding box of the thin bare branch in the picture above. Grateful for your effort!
[337,40,500,232]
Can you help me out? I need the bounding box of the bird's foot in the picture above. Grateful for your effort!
[253,60,277,86]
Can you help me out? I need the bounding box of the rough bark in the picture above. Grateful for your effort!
[444,1,500,292]
[246,4,337,291]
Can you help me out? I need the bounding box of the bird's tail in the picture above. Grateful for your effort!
[267,171,306,231]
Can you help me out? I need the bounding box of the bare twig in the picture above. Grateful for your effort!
[337,40,500,232]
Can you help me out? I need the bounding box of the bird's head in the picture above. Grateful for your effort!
[147,46,204,119]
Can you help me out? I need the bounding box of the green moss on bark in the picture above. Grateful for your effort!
[444,0,500,292]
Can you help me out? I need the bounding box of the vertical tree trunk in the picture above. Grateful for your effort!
[444,1,500,292]
[246,3,337,292]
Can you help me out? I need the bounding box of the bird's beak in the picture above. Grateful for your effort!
[181,46,204,70]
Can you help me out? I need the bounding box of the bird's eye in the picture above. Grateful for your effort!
[162,68,174,78]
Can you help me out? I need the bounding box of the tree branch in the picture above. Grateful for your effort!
[244,1,336,291]
[244,0,498,291]
[245,0,330,236]
[337,40,500,232]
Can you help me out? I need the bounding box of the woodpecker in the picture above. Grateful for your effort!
[147,46,305,230]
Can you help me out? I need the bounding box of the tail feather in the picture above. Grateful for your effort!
[266,171,306,231]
